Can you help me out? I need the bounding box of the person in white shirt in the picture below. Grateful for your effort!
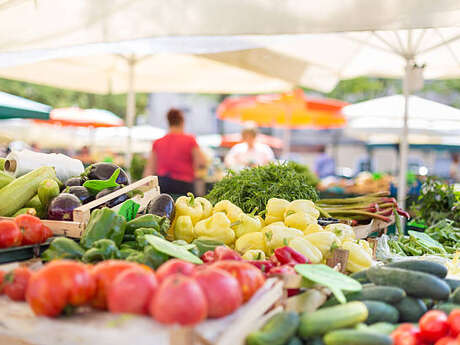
[224,125,275,170]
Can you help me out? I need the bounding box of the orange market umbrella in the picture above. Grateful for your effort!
[217,89,348,156]
[221,133,283,149]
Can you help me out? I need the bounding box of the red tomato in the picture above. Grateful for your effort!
[26,260,95,317]
[91,260,145,309]
[435,337,460,345]
[201,251,216,263]
[150,274,207,325]
[0,220,22,248]
[15,214,44,245]
[448,310,460,336]
[194,267,242,318]
[0,270,4,294]
[214,246,242,261]
[3,267,32,301]
[41,225,53,241]
[392,324,425,345]
[155,259,195,283]
[211,261,265,302]
[108,268,158,315]
[419,310,449,343]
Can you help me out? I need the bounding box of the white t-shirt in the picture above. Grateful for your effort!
[225,142,275,170]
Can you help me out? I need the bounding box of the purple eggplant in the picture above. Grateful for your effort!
[64,177,86,187]
[66,186,94,204]
[48,193,82,221]
[146,194,175,221]
[84,163,129,185]
[96,186,129,208]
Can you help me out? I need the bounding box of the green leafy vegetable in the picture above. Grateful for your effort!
[145,235,203,264]
[295,264,362,304]
[206,162,318,213]
[118,200,140,221]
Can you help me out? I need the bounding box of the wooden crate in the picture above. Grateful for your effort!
[0,278,283,345]
[0,176,160,239]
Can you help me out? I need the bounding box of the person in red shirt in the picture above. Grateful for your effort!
[143,108,206,195]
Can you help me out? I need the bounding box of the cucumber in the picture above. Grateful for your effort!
[393,297,427,322]
[366,322,398,336]
[366,266,450,300]
[246,312,299,345]
[351,270,370,283]
[386,260,448,278]
[38,178,60,209]
[446,279,460,292]
[0,167,56,216]
[0,171,13,189]
[322,285,405,307]
[12,208,37,217]
[299,301,368,338]
[434,303,460,314]
[286,337,303,345]
[452,287,460,304]
[323,330,392,345]
[362,300,399,324]
[0,157,5,170]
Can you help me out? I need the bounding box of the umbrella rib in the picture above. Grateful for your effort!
[372,31,404,57]
[418,33,460,55]
[337,32,373,77]
[432,28,460,68]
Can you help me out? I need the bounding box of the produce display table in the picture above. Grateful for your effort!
[0,278,283,345]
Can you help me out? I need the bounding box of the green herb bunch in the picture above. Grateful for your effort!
[206,162,318,213]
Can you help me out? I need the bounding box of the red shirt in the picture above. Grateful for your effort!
[153,133,198,182]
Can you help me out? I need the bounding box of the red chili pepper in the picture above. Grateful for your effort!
[378,208,394,217]
[247,260,275,273]
[214,246,242,261]
[287,288,301,297]
[274,246,308,266]
[267,265,297,276]
[201,251,216,263]
[396,209,410,219]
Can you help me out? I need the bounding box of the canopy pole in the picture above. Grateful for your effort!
[397,60,411,209]
[125,55,136,173]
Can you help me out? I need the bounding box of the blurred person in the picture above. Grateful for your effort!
[224,123,274,170]
[314,146,335,179]
[450,153,460,182]
[143,108,206,195]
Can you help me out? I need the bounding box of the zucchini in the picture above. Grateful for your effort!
[366,322,398,336]
[0,171,13,189]
[446,279,460,292]
[0,157,5,170]
[393,297,427,322]
[12,208,37,217]
[434,303,460,314]
[246,312,299,345]
[362,300,399,324]
[25,194,46,218]
[323,330,392,345]
[0,167,56,216]
[350,270,370,284]
[386,260,448,278]
[366,266,450,300]
[299,301,368,338]
[321,285,405,307]
[38,178,60,209]
[452,287,460,304]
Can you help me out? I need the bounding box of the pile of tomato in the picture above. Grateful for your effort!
[392,310,460,345]
[0,258,265,325]
[0,215,53,248]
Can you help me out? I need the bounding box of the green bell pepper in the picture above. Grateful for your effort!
[41,237,86,261]
[120,241,139,250]
[143,246,169,269]
[80,208,126,249]
[119,247,139,259]
[192,238,225,256]
[135,227,164,249]
[126,214,170,235]
[82,239,121,263]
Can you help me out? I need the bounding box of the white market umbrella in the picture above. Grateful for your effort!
[1,0,460,52]
[46,107,124,127]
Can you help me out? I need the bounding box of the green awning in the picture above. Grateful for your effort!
[0,91,51,119]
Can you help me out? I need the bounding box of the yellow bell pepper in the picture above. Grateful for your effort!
[213,200,244,223]
[304,223,324,235]
[194,212,235,245]
[265,198,290,225]
[284,200,320,220]
[342,240,373,273]
[358,239,373,257]
[288,237,323,264]
[325,223,356,242]
[262,222,304,251]
[233,211,263,238]
[196,197,212,219]
[304,232,341,257]
[174,215,195,243]
[242,249,266,261]
[235,232,267,254]
[175,193,203,225]
[284,212,317,231]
